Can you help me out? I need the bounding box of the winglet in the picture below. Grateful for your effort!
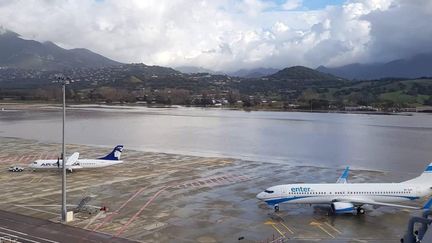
[422,197,432,209]
[336,166,350,184]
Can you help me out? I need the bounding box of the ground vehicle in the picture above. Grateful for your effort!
[8,166,24,172]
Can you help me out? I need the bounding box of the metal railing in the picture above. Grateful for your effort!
[401,210,432,242]
[0,236,21,243]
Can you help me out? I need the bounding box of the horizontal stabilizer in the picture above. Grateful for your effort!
[66,152,79,166]
[336,198,420,210]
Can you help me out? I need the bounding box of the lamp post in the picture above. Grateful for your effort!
[56,75,70,223]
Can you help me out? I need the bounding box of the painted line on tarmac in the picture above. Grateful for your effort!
[115,186,169,236]
[1,174,156,205]
[279,222,294,234]
[93,187,147,231]
[84,211,104,230]
[17,155,26,164]
[14,205,58,216]
[0,226,59,243]
[264,220,288,238]
[324,222,342,234]
[0,230,41,243]
[270,224,285,238]
[310,221,335,238]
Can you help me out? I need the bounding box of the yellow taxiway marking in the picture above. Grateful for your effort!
[324,222,342,234]
[265,220,293,237]
[29,176,45,183]
[271,224,285,238]
[264,220,276,225]
[280,222,294,234]
[310,221,335,238]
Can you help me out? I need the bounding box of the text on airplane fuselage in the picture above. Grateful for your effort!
[40,162,80,166]
[40,163,57,166]
[291,187,311,192]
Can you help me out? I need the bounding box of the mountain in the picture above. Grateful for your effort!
[229,68,279,78]
[121,63,181,78]
[0,29,121,70]
[317,53,432,80]
[174,66,224,75]
[268,66,343,81]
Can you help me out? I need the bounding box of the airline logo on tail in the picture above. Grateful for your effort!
[98,145,123,161]
[424,164,432,173]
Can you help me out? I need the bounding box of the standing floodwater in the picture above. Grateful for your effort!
[0,106,432,173]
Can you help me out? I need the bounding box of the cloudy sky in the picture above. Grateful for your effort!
[0,0,431,71]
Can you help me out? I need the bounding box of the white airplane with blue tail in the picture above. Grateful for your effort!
[257,163,432,214]
[29,145,124,172]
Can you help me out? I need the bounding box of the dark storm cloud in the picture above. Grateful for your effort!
[364,0,432,62]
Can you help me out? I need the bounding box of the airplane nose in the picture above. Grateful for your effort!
[256,192,265,200]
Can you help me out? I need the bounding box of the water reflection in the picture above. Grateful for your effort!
[1,106,431,173]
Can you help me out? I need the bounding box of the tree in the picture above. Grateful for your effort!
[424,96,432,106]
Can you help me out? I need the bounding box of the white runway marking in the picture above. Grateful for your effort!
[14,205,58,216]
[0,227,59,243]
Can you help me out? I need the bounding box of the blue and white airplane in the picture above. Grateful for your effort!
[257,163,432,214]
[29,145,124,172]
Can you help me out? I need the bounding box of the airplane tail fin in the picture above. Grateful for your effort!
[403,162,432,184]
[98,145,123,161]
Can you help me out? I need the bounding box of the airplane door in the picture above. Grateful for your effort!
[281,187,287,197]
[415,186,421,195]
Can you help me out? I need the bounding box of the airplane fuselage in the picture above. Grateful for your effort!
[30,159,123,170]
[257,183,432,206]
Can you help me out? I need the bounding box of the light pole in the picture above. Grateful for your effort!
[57,75,70,223]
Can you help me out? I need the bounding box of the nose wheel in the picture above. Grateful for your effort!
[274,205,280,212]
[357,207,365,215]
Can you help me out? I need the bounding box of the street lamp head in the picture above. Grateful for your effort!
[54,74,72,84]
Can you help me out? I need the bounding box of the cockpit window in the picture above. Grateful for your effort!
[33,162,37,164]
[264,190,274,193]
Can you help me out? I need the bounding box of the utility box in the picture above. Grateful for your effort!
[66,211,74,222]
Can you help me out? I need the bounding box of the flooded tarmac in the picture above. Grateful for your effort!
[0,137,426,242]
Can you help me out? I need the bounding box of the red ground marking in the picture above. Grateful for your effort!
[17,155,26,164]
[21,154,31,163]
[115,186,169,236]
[222,176,235,182]
[93,187,146,231]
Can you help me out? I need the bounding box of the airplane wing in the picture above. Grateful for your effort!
[335,197,420,209]
[65,152,79,166]
[336,166,350,184]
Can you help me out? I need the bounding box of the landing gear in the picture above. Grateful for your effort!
[274,204,280,212]
[357,207,365,215]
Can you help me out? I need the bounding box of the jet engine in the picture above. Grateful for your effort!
[331,202,356,214]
